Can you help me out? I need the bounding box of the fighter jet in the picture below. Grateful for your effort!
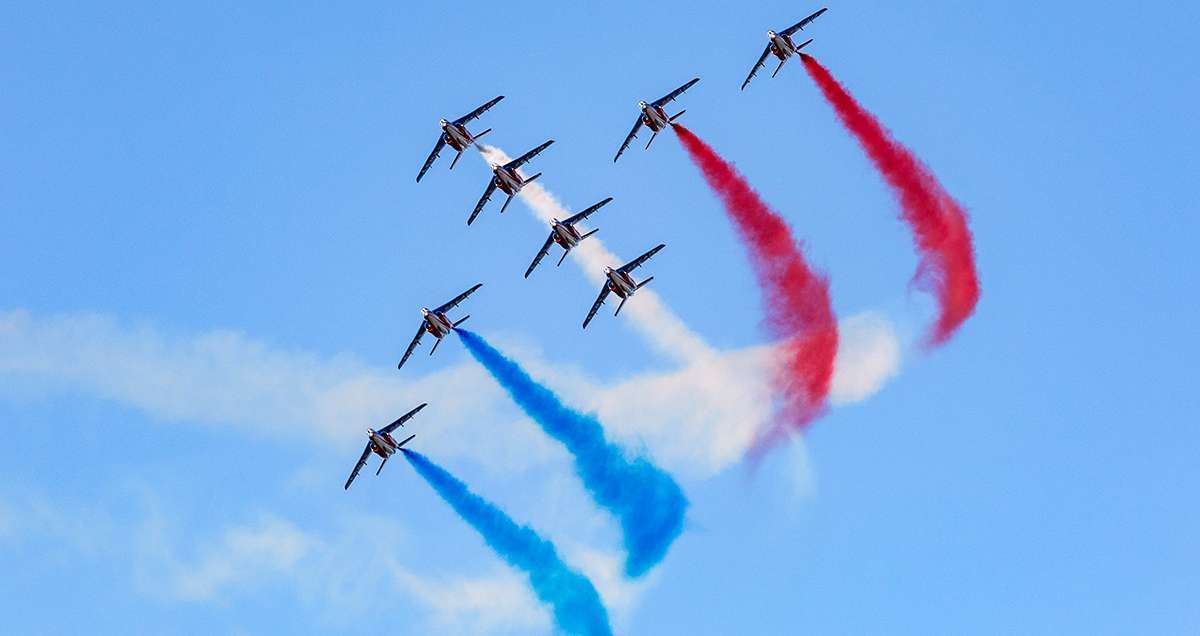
[613,78,700,162]
[741,7,827,90]
[468,140,555,226]
[344,403,426,490]
[582,244,665,328]
[524,197,612,278]
[397,283,482,370]
[416,96,504,182]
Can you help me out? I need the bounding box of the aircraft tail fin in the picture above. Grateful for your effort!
[449,150,463,170]
[375,455,388,476]
[453,315,470,327]
[669,109,686,122]
[429,336,442,356]
[500,193,514,214]
[474,127,492,140]
[645,132,658,150]
[636,276,655,290]
[614,296,628,316]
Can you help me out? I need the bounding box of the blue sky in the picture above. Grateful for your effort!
[2,1,1198,634]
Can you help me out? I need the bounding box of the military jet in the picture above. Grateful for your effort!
[416,96,504,182]
[343,403,426,490]
[614,78,700,162]
[397,283,482,370]
[468,140,555,225]
[582,244,666,328]
[741,7,827,90]
[524,197,612,278]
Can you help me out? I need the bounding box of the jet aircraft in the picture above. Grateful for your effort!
[468,140,555,225]
[397,283,482,370]
[416,96,505,182]
[582,244,666,328]
[344,403,426,490]
[524,197,613,278]
[614,78,700,162]
[741,8,827,90]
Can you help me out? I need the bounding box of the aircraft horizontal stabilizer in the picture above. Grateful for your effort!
[636,276,654,290]
[474,127,492,139]
[453,315,470,327]
[669,110,686,122]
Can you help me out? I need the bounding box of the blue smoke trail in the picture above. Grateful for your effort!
[401,450,612,636]
[455,329,688,578]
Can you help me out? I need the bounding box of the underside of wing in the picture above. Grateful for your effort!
[416,136,447,182]
[525,233,555,279]
[398,322,425,370]
[564,197,613,226]
[467,180,498,226]
[653,77,700,107]
[619,243,666,274]
[583,284,611,329]
[506,140,554,170]
[781,7,828,36]
[344,442,373,490]
[435,283,483,314]
[455,95,504,125]
[614,117,643,162]
[742,45,772,90]
[380,402,428,434]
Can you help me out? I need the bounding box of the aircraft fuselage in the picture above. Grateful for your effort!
[494,166,524,195]
[605,268,638,298]
[640,102,671,132]
[768,31,799,60]
[441,120,474,151]
[422,309,454,339]
[368,429,400,459]
[552,220,583,248]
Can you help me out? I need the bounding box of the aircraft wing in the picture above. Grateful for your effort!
[652,77,700,107]
[742,45,772,90]
[564,197,613,226]
[613,116,644,163]
[416,136,447,183]
[454,95,504,125]
[344,442,373,490]
[505,140,554,170]
[468,179,498,226]
[582,284,612,329]
[780,7,828,36]
[524,233,555,279]
[380,402,428,434]
[435,283,483,314]
[618,243,666,274]
[397,322,425,370]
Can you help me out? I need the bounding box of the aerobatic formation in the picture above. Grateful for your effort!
[346,7,980,634]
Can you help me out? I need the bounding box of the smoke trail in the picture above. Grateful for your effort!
[455,328,687,578]
[800,54,980,346]
[672,124,838,439]
[476,145,716,367]
[401,449,612,636]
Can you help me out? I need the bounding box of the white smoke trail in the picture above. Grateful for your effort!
[478,145,717,367]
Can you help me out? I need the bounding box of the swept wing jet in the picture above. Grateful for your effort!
[524,197,612,278]
[468,140,555,225]
[397,283,482,370]
[416,96,505,182]
[344,403,426,490]
[741,7,827,90]
[582,244,666,328]
[614,78,700,162]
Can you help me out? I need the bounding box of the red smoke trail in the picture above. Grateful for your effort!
[800,54,979,347]
[673,124,838,443]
